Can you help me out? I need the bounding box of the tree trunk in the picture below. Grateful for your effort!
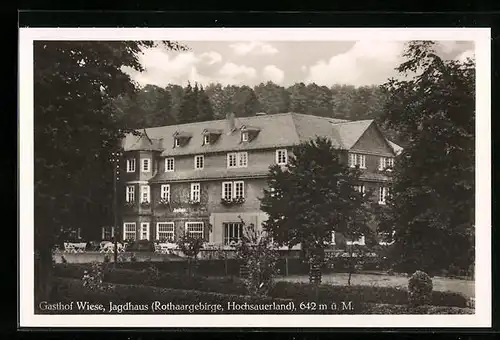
[34,244,54,306]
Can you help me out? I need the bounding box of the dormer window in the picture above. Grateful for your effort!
[240,125,260,143]
[173,131,193,148]
[203,135,210,145]
[202,128,222,146]
[241,131,249,142]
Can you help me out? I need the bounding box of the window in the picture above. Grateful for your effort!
[141,158,151,172]
[348,153,366,169]
[354,185,366,195]
[161,184,170,202]
[241,131,249,142]
[190,183,201,202]
[227,153,237,168]
[156,222,175,242]
[123,223,136,241]
[126,159,136,172]
[186,222,204,239]
[203,135,210,145]
[331,231,336,245]
[234,181,245,199]
[222,181,233,200]
[101,226,115,240]
[194,155,204,170]
[227,152,248,168]
[174,138,180,147]
[140,222,150,240]
[276,149,288,165]
[126,185,135,202]
[140,185,150,203]
[221,181,245,200]
[379,157,394,170]
[346,236,365,246]
[238,152,248,167]
[224,222,244,245]
[379,186,389,205]
[165,158,175,172]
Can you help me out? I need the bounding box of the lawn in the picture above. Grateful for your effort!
[276,273,475,298]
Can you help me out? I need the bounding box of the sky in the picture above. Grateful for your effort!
[123,40,475,88]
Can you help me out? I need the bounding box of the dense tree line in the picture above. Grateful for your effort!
[111,80,390,129]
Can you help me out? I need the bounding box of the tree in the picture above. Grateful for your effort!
[177,234,204,276]
[33,40,186,303]
[109,84,176,128]
[166,84,185,122]
[287,82,309,114]
[178,82,198,124]
[205,83,230,119]
[149,85,175,127]
[378,41,475,275]
[254,81,290,115]
[260,137,371,283]
[230,85,261,117]
[305,83,332,117]
[235,219,280,297]
[330,84,357,119]
[197,85,215,122]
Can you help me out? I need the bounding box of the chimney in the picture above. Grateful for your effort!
[226,112,236,133]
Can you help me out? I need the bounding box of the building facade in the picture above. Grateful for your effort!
[115,112,402,247]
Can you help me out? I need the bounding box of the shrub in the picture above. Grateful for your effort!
[408,270,433,307]
[130,253,137,262]
[82,262,112,292]
[103,254,110,263]
[177,234,204,261]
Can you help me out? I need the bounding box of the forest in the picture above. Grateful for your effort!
[111,81,391,135]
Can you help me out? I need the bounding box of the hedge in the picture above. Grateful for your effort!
[54,257,382,277]
[53,264,248,295]
[41,278,295,314]
[53,264,469,308]
[269,282,468,308]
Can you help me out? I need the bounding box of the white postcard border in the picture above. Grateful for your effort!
[18,27,491,328]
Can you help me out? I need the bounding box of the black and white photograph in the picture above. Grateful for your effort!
[18,28,491,328]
